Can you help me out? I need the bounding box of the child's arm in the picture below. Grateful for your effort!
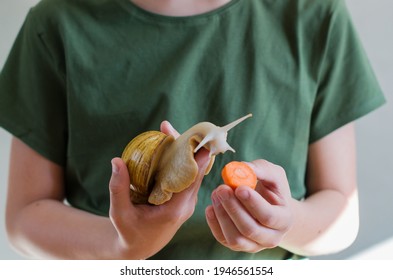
[206,123,358,256]
[281,122,359,255]
[5,136,210,259]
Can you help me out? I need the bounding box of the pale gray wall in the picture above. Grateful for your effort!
[0,0,38,260]
[0,0,392,260]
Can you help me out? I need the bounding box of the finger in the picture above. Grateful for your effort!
[247,160,291,202]
[160,120,180,139]
[235,186,291,231]
[216,186,284,249]
[211,186,261,251]
[109,158,133,218]
[205,205,228,246]
[195,148,212,168]
[207,204,263,252]
[255,180,283,206]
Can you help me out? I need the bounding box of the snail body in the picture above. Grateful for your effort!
[121,113,252,205]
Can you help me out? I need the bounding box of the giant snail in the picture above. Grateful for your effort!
[121,113,252,205]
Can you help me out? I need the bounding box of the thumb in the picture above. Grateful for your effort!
[247,159,291,205]
[109,157,133,216]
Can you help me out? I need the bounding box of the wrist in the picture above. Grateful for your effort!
[111,230,159,260]
[277,197,304,254]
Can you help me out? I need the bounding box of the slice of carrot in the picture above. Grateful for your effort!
[221,161,257,190]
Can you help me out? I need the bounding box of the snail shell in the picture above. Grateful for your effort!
[121,113,252,205]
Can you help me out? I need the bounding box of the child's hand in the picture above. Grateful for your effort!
[206,160,294,253]
[108,121,210,259]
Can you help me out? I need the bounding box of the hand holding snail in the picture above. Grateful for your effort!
[108,147,211,259]
[121,114,252,205]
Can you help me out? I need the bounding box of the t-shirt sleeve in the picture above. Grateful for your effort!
[309,0,386,143]
[0,8,67,165]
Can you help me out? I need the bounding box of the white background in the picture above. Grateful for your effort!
[0,0,392,260]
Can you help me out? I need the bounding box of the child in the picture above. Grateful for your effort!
[0,0,385,259]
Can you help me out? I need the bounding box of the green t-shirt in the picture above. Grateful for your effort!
[0,0,385,259]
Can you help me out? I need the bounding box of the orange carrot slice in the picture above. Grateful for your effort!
[221,161,257,189]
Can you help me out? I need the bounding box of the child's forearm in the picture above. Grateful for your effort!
[280,123,360,256]
[7,199,125,259]
[280,188,359,256]
[6,137,126,259]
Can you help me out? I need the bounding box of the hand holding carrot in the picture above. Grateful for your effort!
[206,159,294,253]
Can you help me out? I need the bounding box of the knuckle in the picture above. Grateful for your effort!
[273,236,283,247]
[263,236,282,249]
[242,227,261,241]
[254,159,269,167]
[248,247,263,253]
[259,212,278,228]
[226,237,244,251]
[181,204,196,219]
[181,209,194,221]
[225,203,241,216]
[109,182,122,195]
[275,165,286,176]
[111,207,129,221]
[259,159,286,176]
[168,207,195,224]
[109,208,123,225]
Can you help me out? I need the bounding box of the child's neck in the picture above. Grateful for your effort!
[130,0,232,16]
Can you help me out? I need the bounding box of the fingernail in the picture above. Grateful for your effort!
[111,160,119,174]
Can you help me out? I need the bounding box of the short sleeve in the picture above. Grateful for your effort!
[309,0,386,143]
[0,8,67,165]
